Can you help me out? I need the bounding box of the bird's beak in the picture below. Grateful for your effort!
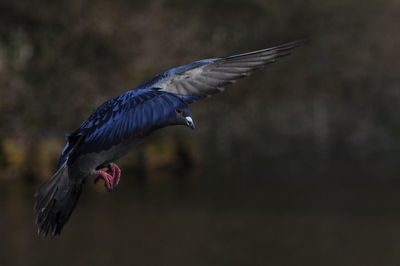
[185,116,195,129]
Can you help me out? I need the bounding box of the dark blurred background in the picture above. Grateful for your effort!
[1,0,400,265]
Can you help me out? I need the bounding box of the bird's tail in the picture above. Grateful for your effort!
[34,163,84,236]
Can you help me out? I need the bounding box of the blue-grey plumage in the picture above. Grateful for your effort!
[35,40,302,236]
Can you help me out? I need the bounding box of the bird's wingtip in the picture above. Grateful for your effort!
[277,39,306,49]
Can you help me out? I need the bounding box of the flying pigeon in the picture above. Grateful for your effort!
[35,40,302,236]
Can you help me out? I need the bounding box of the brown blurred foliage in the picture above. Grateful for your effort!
[1,0,400,180]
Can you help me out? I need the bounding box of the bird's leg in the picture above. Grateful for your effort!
[95,170,115,191]
[94,163,122,191]
[106,163,121,186]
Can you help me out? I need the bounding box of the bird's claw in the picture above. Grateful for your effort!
[108,163,121,186]
[95,171,114,191]
[94,163,122,191]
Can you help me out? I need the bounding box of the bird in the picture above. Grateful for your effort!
[35,40,302,236]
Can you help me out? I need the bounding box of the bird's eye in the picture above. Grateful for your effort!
[175,109,183,115]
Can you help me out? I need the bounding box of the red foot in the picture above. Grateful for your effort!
[95,170,114,191]
[109,163,121,186]
[94,163,122,191]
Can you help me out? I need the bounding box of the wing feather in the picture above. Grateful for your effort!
[139,40,302,101]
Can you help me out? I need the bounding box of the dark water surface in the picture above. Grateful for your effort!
[1,156,400,266]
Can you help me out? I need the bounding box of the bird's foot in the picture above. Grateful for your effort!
[108,163,121,186]
[95,170,114,191]
[94,163,122,191]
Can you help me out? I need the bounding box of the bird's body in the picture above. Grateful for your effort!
[61,89,192,176]
[35,41,302,236]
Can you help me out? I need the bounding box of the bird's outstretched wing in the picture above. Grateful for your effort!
[66,89,184,160]
[139,41,302,101]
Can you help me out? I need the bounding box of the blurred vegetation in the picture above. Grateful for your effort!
[0,0,400,181]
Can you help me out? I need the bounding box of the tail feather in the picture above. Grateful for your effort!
[34,164,84,236]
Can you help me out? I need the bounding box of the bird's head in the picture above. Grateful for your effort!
[172,107,195,129]
[165,101,195,130]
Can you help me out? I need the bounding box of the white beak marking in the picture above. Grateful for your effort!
[185,116,193,124]
[185,116,195,129]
